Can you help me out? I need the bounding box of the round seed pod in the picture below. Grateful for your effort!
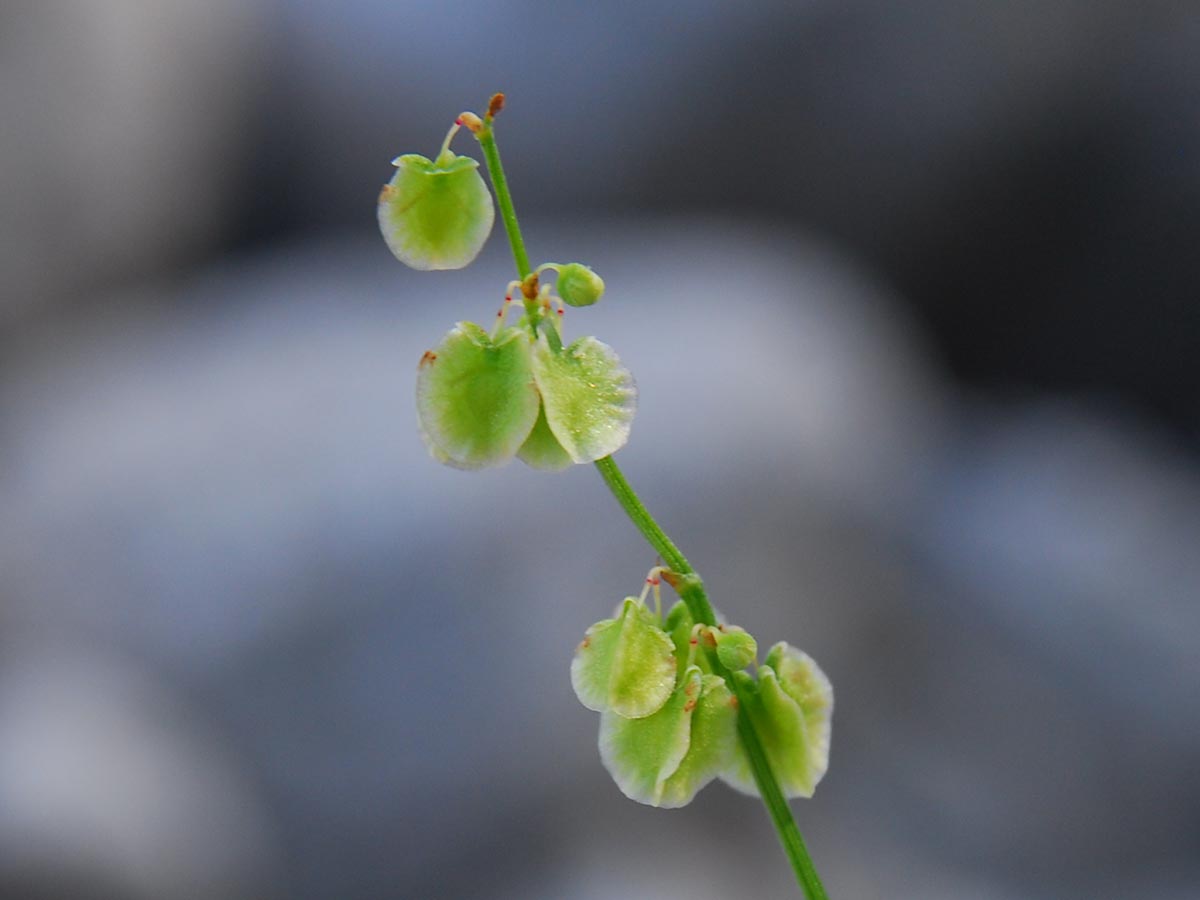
[766,641,834,784]
[598,666,702,806]
[378,151,494,270]
[415,323,539,469]
[516,405,573,471]
[719,662,832,799]
[555,263,605,307]
[655,673,739,808]
[571,597,676,719]
[530,334,636,464]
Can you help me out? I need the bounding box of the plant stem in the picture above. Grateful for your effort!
[476,108,828,899]
[594,456,829,900]
[477,125,532,280]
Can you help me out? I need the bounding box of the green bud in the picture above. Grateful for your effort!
[378,151,494,270]
[664,601,702,681]
[713,625,758,671]
[555,263,605,307]
[571,597,676,719]
[415,323,539,469]
[720,662,832,799]
[530,334,636,464]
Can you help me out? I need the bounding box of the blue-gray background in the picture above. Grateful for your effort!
[1,2,1197,898]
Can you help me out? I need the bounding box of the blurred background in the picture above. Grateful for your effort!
[2,1,1198,898]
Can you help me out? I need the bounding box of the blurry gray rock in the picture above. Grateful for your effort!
[0,0,265,323]
[0,638,279,900]
[0,221,1196,898]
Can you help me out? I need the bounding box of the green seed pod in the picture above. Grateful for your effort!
[598,666,701,807]
[555,263,605,307]
[663,601,715,680]
[664,601,697,681]
[516,405,574,471]
[378,151,494,270]
[713,625,758,671]
[415,322,539,469]
[530,334,636,464]
[655,673,739,807]
[720,663,831,799]
[571,597,676,719]
[765,641,833,784]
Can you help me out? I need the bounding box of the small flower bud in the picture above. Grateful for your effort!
[571,597,676,719]
[555,263,605,307]
[456,112,484,134]
[713,625,758,671]
[378,150,494,270]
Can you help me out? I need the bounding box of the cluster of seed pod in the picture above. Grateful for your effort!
[571,571,834,807]
[378,117,634,471]
[413,268,634,470]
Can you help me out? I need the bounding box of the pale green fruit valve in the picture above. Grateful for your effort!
[378,120,495,271]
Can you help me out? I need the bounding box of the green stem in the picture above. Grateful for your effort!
[477,125,532,280]
[595,456,829,900]
[477,106,828,899]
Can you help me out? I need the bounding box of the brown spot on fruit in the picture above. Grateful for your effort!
[683,699,697,713]
[419,350,438,368]
[379,184,394,202]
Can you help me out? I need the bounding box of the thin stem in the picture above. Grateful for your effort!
[594,455,692,577]
[477,125,532,280]
[436,121,462,163]
[476,104,829,899]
